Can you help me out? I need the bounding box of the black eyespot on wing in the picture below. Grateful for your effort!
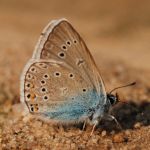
[31,107,34,112]
[66,41,71,46]
[83,88,86,92]
[27,94,31,98]
[69,73,74,78]
[27,83,31,87]
[61,45,67,50]
[54,72,61,77]
[31,68,35,72]
[25,82,33,90]
[41,80,46,85]
[43,95,49,100]
[30,67,37,73]
[26,73,34,80]
[44,96,48,99]
[41,88,46,92]
[41,87,47,93]
[30,104,39,112]
[27,74,31,79]
[43,74,49,79]
[38,63,48,68]
[58,52,65,58]
[73,40,77,44]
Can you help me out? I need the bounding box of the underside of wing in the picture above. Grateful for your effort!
[32,18,106,101]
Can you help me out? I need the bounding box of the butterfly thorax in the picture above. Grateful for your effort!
[88,93,118,125]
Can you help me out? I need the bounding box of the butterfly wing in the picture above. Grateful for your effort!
[20,59,102,123]
[32,18,106,101]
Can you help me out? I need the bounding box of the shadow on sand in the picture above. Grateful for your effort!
[99,101,150,131]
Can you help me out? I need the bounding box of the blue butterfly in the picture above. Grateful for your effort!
[21,18,122,135]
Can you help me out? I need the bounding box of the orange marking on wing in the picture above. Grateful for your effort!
[29,92,36,102]
[30,83,36,101]
[30,83,34,88]
[34,104,39,112]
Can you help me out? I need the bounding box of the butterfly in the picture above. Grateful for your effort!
[20,18,119,135]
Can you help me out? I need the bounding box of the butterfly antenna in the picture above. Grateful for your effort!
[109,82,136,94]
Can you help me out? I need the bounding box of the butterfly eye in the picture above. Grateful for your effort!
[54,72,61,77]
[66,40,71,46]
[58,52,66,58]
[61,45,67,51]
[43,74,49,79]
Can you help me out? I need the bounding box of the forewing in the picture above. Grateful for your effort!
[32,18,106,100]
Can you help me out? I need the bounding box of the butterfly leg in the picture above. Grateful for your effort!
[82,121,86,131]
[107,115,122,130]
[90,120,99,136]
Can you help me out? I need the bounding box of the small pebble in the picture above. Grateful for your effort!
[110,130,115,135]
[134,122,141,129]
[101,130,107,137]
[91,138,98,144]
[113,133,128,143]
[71,143,76,149]
[125,130,131,136]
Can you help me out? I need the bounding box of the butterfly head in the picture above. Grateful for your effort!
[107,93,119,106]
[106,82,136,106]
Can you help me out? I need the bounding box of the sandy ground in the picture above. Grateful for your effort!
[0,0,150,149]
